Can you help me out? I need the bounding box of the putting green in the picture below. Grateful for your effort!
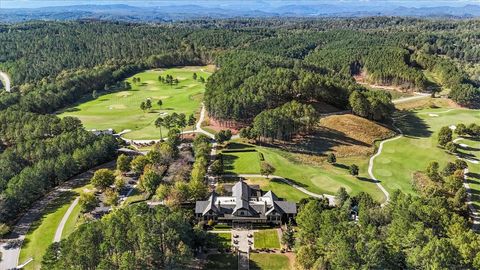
[59,67,211,140]
[373,108,480,195]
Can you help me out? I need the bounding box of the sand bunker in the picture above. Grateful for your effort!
[428,114,439,117]
[109,104,127,110]
[449,125,456,130]
[115,91,133,98]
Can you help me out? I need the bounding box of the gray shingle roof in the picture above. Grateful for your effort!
[195,201,209,214]
[274,201,297,214]
[262,190,278,201]
[195,180,297,217]
[232,180,250,201]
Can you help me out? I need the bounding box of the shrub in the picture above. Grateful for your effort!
[349,164,359,176]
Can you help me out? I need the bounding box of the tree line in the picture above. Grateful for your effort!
[295,188,480,269]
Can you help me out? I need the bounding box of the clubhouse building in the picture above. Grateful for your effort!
[195,180,297,225]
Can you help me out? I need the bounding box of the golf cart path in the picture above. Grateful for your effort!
[53,197,80,242]
[0,71,11,92]
[392,92,430,104]
[195,104,215,139]
[223,174,335,205]
[367,119,405,203]
[120,104,215,144]
[0,161,115,270]
[456,137,480,231]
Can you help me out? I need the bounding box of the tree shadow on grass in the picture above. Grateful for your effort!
[227,142,255,150]
[62,107,80,113]
[457,151,479,160]
[205,254,238,269]
[271,177,309,189]
[395,111,431,138]
[458,145,480,152]
[468,189,480,196]
[466,178,480,186]
[467,172,480,180]
[333,163,349,170]
[249,259,261,270]
[357,176,379,183]
[260,126,371,156]
[222,154,239,172]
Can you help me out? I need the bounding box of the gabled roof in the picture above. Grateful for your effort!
[232,180,250,201]
[274,201,297,214]
[262,190,278,201]
[195,201,209,214]
[233,199,256,215]
[203,192,220,215]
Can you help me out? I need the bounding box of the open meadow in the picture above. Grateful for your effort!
[59,66,211,140]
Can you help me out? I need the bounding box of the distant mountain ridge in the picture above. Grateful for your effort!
[1,3,480,22]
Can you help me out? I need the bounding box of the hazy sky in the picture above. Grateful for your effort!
[1,0,479,9]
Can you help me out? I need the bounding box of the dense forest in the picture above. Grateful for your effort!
[42,204,200,269]
[295,189,480,269]
[0,16,478,269]
[0,17,479,232]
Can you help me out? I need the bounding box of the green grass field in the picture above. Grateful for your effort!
[223,148,261,174]
[60,201,81,240]
[19,192,77,270]
[245,178,309,202]
[207,232,232,249]
[373,108,480,195]
[222,142,386,202]
[59,67,211,140]
[205,254,238,269]
[250,253,290,270]
[254,229,281,249]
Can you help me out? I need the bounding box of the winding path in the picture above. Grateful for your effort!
[223,174,335,205]
[367,119,404,203]
[392,92,430,104]
[53,197,79,242]
[0,161,115,270]
[120,104,215,145]
[0,71,11,92]
[367,112,410,204]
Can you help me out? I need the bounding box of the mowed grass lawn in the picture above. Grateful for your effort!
[254,229,280,249]
[59,66,211,140]
[373,108,480,195]
[205,254,238,269]
[245,178,309,202]
[222,141,386,202]
[207,232,232,249]
[250,253,290,270]
[223,147,261,174]
[19,192,77,270]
